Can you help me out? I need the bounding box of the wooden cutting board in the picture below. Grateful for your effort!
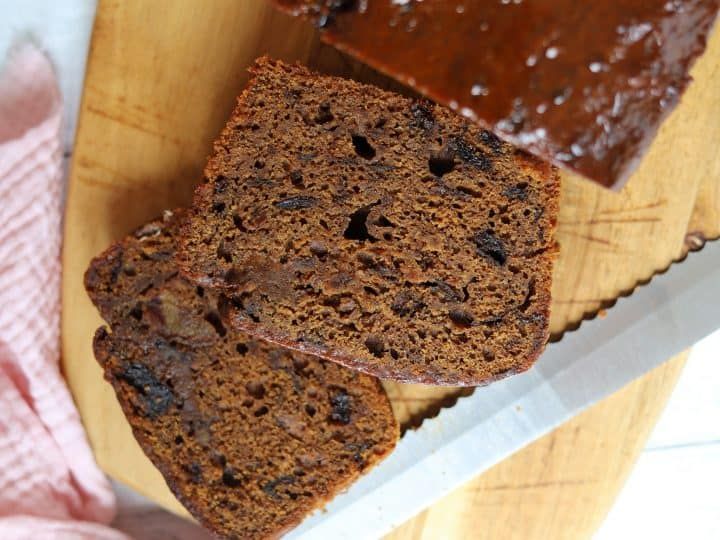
[61,1,720,537]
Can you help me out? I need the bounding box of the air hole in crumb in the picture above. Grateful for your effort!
[351,134,376,159]
[293,356,309,371]
[204,311,227,337]
[174,435,184,445]
[254,405,269,417]
[129,304,143,321]
[364,335,385,357]
[390,349,399,360]
[428,155,455,177]
[457,185,482,197]
[290,170,304,187]
[222,468,242,487]
[483,350,495,362]
[254,159,265,169]
[195,286,204,297]
[305,404,316,417]
[212,202,226,214]
[232,214,248,233]
[246,381,265,399]
[236,343,248,355]
[363,286,379,296]
[374,215,395,227]
[344,203,379,242]
[217,242,232,263]
[314,102,334,124]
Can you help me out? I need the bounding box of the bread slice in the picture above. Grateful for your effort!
[179,58,560,386]
[85,210,398,540]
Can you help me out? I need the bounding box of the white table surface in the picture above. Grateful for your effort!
[2,3,718,539]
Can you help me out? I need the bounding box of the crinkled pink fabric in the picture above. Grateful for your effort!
[0,43,126,539]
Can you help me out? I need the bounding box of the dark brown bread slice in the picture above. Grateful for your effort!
[84,210,398,540]
[179,58,560,386]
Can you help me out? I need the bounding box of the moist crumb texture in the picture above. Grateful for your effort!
[179,58,560,386]
[85,210,398,540]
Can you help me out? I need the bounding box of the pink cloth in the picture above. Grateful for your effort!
[0,44,125,539]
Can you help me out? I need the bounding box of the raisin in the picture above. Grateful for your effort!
[479,130,504,155]
[185,462,203,484]
[262,475,296,500]
[410,100,436,130]
[328,389,352,424]
[449,136,492,172]
[118,363,173,417]
[391,290,424,317]
[309,241,328,258]
[503,182,529,201]
[449,309,475,326]
[473,230,507,265]
[274,196,318,210]
[422,280,463,302]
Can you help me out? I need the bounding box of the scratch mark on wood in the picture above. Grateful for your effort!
[556,229,616,247]
[86,105,182,145]
[596,200,667,214]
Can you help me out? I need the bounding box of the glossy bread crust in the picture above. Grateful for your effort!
[273,0,719,188]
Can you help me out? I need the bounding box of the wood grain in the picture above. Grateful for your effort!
[61,0,720,536]
[386,352,688,540]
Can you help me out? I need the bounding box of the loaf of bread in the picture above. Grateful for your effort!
[178,58,560,386]
[270,1,720,188]
[85,210,398,540]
